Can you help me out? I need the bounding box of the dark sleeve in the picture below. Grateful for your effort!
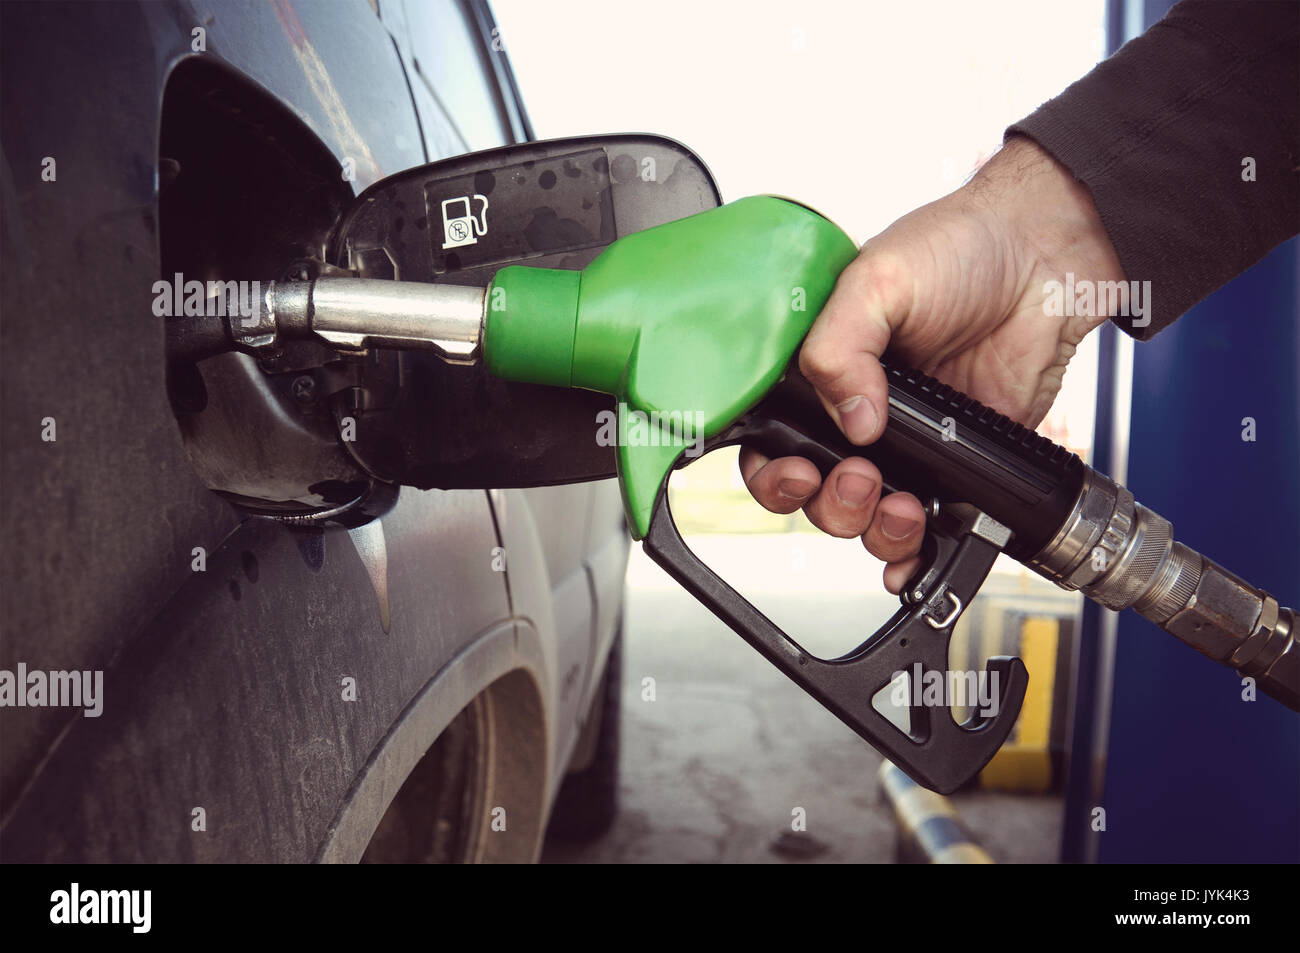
[1006,0,1299,339]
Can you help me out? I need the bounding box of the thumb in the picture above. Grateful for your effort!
[798,251,906,445]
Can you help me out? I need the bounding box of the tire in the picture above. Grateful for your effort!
[547,622,623,841]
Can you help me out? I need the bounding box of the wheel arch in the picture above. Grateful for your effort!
[316,618,554,863]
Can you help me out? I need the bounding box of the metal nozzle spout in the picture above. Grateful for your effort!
[306,278,486,364]
[210,277,487,364]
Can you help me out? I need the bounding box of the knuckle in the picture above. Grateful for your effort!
[798,344,850,386]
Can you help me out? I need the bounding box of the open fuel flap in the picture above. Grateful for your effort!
[318,135,721,490]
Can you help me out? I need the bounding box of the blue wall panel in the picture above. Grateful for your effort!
[1099,238,1299,863]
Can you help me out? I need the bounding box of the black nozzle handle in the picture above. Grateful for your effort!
[748,360,1087,560]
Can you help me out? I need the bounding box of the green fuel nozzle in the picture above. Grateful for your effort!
[482,195,858,539]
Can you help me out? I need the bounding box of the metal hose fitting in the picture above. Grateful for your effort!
[1029,469,1299,710]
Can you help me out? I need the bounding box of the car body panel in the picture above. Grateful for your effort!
[0,0,626,861]
[1,490,512,862]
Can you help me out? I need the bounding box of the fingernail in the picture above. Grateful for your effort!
[836,395,881,443]
[778,478,817,501]
[881,513,920,539]
[835,472,876,507]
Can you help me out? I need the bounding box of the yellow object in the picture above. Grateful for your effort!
[980,616,1059,793]
[879,761,994,864]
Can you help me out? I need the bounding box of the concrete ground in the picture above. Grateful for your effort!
[543,535,1063,864]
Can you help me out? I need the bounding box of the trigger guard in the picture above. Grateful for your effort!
[642,481,1027,794]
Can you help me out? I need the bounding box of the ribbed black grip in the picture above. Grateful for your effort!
[749,360,1086,560]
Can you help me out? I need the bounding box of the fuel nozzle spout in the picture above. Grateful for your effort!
[165,276,488,366]
[302,278,485,363]
[1028,469,1299,709]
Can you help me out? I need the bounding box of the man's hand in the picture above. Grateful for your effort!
[741,136,1125,592]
